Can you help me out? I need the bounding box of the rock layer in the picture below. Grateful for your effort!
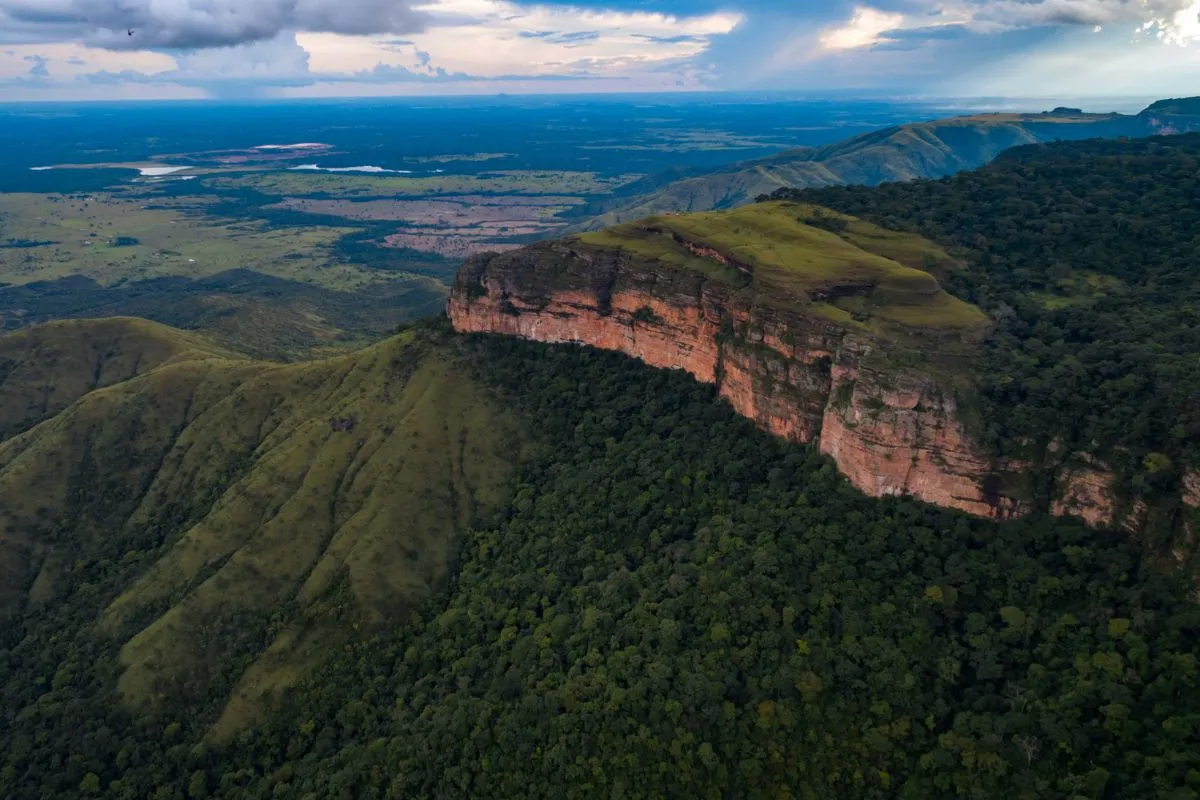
[450,241,1013,518]
[449,241,1198,526]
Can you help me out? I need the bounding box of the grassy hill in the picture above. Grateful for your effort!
[0,319,517,736]
[0,317,230,440]
[572,98,1200,230]
[579,201,987,334]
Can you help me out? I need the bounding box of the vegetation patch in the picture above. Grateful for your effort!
[209,170,634,199]
[787,134,1200,494]
[2,321,1200,798]
[631,305,662,324]
[0,320,517,741]
[581,201,987,334]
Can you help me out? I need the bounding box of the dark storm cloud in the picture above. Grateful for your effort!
[0,0,429,50]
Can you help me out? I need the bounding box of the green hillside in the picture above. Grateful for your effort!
[5,136,1200,799]
[572,98,1200,230]
[4,327,1199,799]
[579,201,986,332]
[0,320,517,738]
[0,269,449,362]
[0,317,230,440]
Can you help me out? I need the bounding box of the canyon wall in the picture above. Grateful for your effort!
[449,242,1195,526]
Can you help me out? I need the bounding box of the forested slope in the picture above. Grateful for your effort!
[776,133,1200,533]
[0,320,516,761]
[4,134,1200,800]
[3,321,1200,799]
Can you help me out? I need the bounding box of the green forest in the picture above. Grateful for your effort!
[772,134,1200,524]
[3,322,1200,799]
[4,134,1200,800]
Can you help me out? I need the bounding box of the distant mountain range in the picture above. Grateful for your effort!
[568,96,1200,231]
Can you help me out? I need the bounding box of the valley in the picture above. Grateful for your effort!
[2,97,944,359]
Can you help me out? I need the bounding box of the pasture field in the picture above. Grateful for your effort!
[0,192,400,293]
[208,170,637,199]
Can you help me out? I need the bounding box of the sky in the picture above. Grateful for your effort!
[0,0,1197,101]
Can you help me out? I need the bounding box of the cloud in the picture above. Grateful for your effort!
[817,0,1200,51]
[23,53,48,78]
[945,0,1198,33]
[820,7,905,49]
[299,1,741,81]
[1145,0,1200,44]
[0,0,428,50]
[80,33,320,96]
[0,0,739,97]
[517,30,602,45]
[75,28,605,96]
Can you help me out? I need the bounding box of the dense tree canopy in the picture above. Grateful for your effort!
[5,326,1199,799]
[772,135,1200,511]
[5,136,1200,799]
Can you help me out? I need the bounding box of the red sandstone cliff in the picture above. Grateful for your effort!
[449,241,1197,527]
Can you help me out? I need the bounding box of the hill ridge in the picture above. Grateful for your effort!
[570,96,1200,230]
[0,319,517,738]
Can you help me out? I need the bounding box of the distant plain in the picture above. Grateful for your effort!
[0,95,970,356]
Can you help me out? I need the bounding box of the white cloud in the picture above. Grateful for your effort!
[170,33,312,81]
[945,26,1200,95]
[0,0,742,97]
[935,0,1199,35]
[0,41,173,80]
[1145,0,1200,44]
[816,0,1200,52]
[303,0,741,79]
[820,7,905,50]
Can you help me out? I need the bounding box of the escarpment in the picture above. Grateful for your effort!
[449,202,1198,527]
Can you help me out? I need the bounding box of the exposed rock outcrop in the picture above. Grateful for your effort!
[450,240,1015,518]
[449,238,1199,528]
[1050,459,1118,528]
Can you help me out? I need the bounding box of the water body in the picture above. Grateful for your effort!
[139,166,190,177]
[289,164,413,174]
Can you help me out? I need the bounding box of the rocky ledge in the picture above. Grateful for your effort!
[448,213,1198,529]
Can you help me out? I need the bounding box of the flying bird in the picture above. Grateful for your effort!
[127,29,135,37]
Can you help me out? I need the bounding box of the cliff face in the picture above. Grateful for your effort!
[450,231,1198,528]
[450,240,1016,518]
[816,359,1008,518]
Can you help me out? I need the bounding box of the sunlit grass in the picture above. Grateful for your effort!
[581,201,987,332]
